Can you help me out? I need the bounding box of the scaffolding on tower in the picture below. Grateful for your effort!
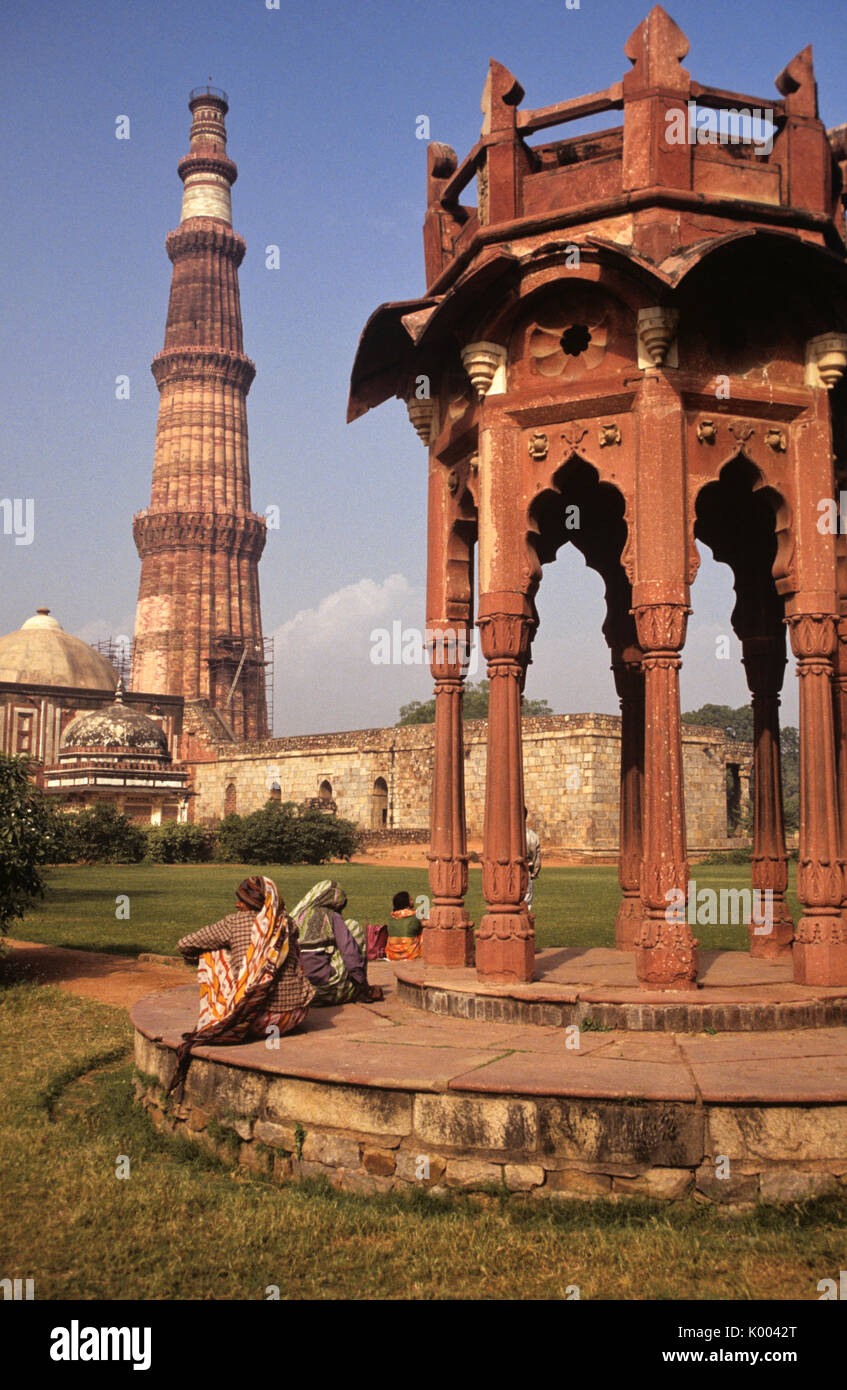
[93,636,134,690]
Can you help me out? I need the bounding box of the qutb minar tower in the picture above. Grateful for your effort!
[132,88,268,740]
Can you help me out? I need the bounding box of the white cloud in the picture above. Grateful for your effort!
[270,573,432,733]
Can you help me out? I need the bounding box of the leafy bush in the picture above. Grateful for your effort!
[214,800,359,865]
[57,804,147,864]
[0,754,50,946]
[146,822,212,864]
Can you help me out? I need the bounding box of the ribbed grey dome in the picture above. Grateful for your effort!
[61,686,167,755]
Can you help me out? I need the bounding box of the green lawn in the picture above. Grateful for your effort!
[15,861,801,957]
[0,981,844,1300]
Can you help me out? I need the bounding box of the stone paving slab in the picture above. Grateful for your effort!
[397,948,847,1000]
[131,973,847,1104]
[688,1056,847,1103]
[449,1052,698,1101]
[394,949,847,1032]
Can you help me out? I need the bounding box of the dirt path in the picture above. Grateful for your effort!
[3,938,191,1010]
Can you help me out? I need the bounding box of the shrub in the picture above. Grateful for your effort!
[146,822,212,864]
[213,801,359,865]
[0,753,50,947]
[41,804,83,864]
[62,804,147,864]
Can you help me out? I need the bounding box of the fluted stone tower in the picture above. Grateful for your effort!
[132,88,268,741]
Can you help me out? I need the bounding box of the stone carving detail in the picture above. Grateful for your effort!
[151,347,256,391]
[407,398,435,445]
[637,307,679,366]
[561,423,588,452]
[477,162,489,225]
[806,333,847,389]
[461,341,507,398]
[765,427,787,452]
[696,418,717,444]
[478,612,533,663]
[529,307,608,380]
[528,431,549,460]
[728,421,755,445]
[788,613,836,661]
[133,510,267,562]
[634,603,688,653]
[599,422,621,448]
[447,468,460,495]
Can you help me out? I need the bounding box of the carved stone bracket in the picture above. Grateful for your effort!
[637,307,679,368]
[407,397,435,445]
[806,333,847,390]
[461,341,507,398]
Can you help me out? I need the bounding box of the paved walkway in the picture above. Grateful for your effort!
[10,939,847,1104]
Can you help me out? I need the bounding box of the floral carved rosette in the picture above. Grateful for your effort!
[528,294,609,382]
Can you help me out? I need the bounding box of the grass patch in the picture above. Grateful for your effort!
[0,982,844,1300]
[15,861,801,957]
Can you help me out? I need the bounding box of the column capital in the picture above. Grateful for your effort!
[477,609,534,664]
[787,611,837,661]
[426,622,472,682]
[633,601,689,654]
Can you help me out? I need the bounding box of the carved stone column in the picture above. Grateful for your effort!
[425,626,474,967]
[835,615,847,916]
[788,612,847,984]
[634,602,698,989]
[741,633,794,959]
[612,653,644,951]
[476,596,534,983]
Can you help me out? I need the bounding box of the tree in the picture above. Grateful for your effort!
[0,753,50,949]
[681,702,754,742]
[397,680,553,725]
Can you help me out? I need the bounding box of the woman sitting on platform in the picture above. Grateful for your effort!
[386,890,424,961]
[168,874,315,1095]
[291,879,384,1006]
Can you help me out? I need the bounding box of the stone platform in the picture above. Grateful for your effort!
[131,957,847,1206]
[395,949,847,1032]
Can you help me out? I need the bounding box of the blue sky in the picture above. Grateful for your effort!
[2,0,846,733]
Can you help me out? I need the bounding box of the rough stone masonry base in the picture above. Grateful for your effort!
[133,1027,847,1208]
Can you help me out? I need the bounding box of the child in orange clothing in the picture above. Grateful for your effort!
[386,890,424,961]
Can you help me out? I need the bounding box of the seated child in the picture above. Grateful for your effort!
[386,890,424,961]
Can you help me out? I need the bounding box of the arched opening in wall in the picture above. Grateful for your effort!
[269,781,281,804]
[691,453,795,848]
[372,776,388,829]
[726,763,742,833]
[318,780,333,803]
[224,782,237,816]
[526,455,629,851]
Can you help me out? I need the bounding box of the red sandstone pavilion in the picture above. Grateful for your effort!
[349,7,847,991]
[131,88,269,742]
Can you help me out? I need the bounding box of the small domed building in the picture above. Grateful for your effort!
[0,608,188,821]
[44,683,188,823]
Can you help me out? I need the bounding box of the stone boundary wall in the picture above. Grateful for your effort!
[134,1030,847,1207]
[357,829,429,846]
[184,715,752,853]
